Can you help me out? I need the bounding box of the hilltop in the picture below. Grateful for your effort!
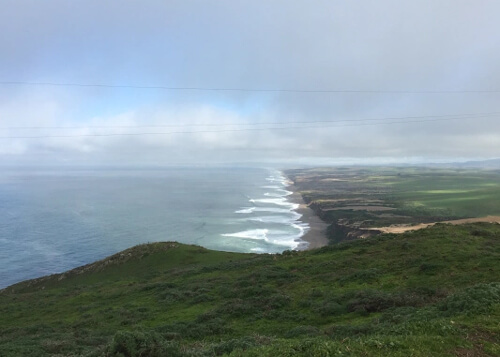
[1,223,499,356]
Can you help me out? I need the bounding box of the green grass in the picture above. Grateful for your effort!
[1,223,499,356]
[386,171,500,217]
[287,167,500,235]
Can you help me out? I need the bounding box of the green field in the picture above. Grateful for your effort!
[1,223,499,356]
[286,167,500,241]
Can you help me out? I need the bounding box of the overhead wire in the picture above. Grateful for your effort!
[1,81,499,94]
[1,112,499,131]
[1,81,498,139]
[0,114,495,139]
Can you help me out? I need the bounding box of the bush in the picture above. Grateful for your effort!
[378,306,419,324]
[156,317,230,338]
[217,299,260,317]
[212,336,258,355]
[285,325,322,338]
[190,293,214,304]
[324,324,374,338]
[438,283,500,315]
[41,338,75,355]
[338,268,381,285]
[470,229,494,237]
[240,266,295,286]
[106,330,181,357]
[346,290,396,313]
[419,262,444,275]
[264,293,291,309]
[345,289,428,314]
[220,285,277,299]
[316,301,346,316]
[216,293,291,318]
[264,310,307,322]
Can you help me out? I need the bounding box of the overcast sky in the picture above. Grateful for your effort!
[0,0,499,166]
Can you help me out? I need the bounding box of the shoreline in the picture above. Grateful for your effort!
[287,184,329,250]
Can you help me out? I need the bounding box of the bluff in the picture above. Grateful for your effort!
[1,223,499,356]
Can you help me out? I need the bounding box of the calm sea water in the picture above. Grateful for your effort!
[0,167,308,288]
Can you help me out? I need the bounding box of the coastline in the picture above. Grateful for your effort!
[287,184,329,250]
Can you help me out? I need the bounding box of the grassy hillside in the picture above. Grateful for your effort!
[1,223,499,356]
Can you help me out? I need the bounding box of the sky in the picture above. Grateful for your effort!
[0,0,499,166]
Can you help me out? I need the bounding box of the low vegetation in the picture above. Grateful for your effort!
[286,167,500,242]
[1,223,499,356]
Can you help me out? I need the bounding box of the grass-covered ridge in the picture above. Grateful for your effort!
[1,223,499,356]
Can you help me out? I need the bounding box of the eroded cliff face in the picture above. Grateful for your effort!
[285,167,476,245]
[327,221,380,243]
[306,201,380,243]
[286,172,384,244]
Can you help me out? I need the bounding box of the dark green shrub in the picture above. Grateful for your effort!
[324,324,374,338]
[281,249,296,256]
[106,330,181,357]
[157,317,230,339]
[216,293,290,318]
[401,241,414,250]
[470,229,493,237]
[217,298,260,317]
[242,266,295,286]
[159,288,187,303]
[316,301,346,316]
[345,289,430,313]
[419,262,444,275]
[297,299,312,308]
[24,324,56,334]
[190,293,214,304]
[212,336,257,355]
[346,290,395,313]
[195,311,217,323]
[309,288,325,298]
[41,338,75,355]
[238,285,277,298]
[141,282,177,292]
[378,306,419,324]
[407,286,439,297]
[338,268,381,285]
[438,283,500,315]
[263,293,291,309]
[285,325,322,338]
[264,310,307,322]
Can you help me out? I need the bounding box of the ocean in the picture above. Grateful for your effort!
[0,166,308,289]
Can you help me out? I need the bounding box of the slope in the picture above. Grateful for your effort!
[0,223,499,356]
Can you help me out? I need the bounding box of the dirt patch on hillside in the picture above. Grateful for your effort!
[324,205,395,212]
[371,216,500,234]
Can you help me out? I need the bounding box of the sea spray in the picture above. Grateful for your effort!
[222,170,309,251]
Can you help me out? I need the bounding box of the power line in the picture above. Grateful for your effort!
[0,115,492,139]
[2,112,499,130]
[1,81,499,94]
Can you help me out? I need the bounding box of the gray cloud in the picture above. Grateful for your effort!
[0,0,499,165]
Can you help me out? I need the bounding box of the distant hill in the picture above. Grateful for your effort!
[1,223,499,356]
[423,158,500,169]
[455,158,500,168]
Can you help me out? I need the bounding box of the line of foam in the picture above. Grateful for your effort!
[227,170,310,251]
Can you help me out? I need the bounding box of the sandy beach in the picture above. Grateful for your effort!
[288,185,330,250]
